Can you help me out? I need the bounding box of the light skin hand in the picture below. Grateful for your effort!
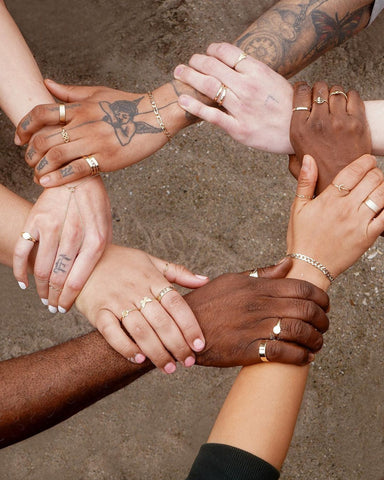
[13,176,112,313]
[75,245,209,374]
[289,81,372,194]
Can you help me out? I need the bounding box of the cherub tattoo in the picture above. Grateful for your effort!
[100,98,161,146]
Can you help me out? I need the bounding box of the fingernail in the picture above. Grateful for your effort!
[48,305,57,314]
[184,356,195,367]
[41,298,48,306]
[18,281,27,290]
[178,95,190,108]
[164,362,176,374]
[40,176,50,186]
[45,78,53,84]
[308,353,315,363]
[174,65,184,78]
[193,338,205,351]
[195,274,208,280]
[58,306,67,314]
[14,134,21,145]
[302,155,311,172]
[135,353,146,364]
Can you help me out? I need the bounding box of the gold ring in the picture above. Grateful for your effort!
[139,296,153,311]
[329,90,348,101]
[292,107,311,112]
[84,155,100,176]
[364,198,381,214]
[121,307,138,321]
[313,96,328,105]
[214,84,227,106]
[295,193,313,199]
[59,104,66,124]
[61,128,70,143]
[249,268,258,278]
[233,52,247,69]
[259,342,269,362]
[20,232,38,243]
[332,183,350,194]
[272,319,282,337]
[157,286,175,302]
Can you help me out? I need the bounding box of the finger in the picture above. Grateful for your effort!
[288,154,302,180]
[137,299,194,366]
[188,52,240,87]
[150,257,209,288]
[96,308,145,362]
[39,156,98,187]
[33,233,59,305]
[329,84,348,115]
[154,286,205,354]
[34,140,88,178]
[351,167,384,203]
[294,155,317,202]
[291,81,312,120]
[45,79,96,102]
[247,257,292,279]
[258,340,315,366]
[178,94,237,132]
[206,42,251,71]
[346,89,366,117]
[13,231,40,290]
[265,317,323,352]
[360,181,384,221]
[329,154,377,194]
[311,81,330,115]
[122,308,176,372]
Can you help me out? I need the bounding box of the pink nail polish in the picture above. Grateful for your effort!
[174,65,184,78]
[135,353,146,364]
[40,176,50,186]
[195,274,208,280]
[184,356,195,367]
[164,362,176,374]
[193,339,205,351]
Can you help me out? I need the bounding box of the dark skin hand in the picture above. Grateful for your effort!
[289,81,372,194]
[0,258,329,447]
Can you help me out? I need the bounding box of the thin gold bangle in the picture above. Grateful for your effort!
[147,91,172,142]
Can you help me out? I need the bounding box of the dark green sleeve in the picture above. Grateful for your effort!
[185,443,280,480]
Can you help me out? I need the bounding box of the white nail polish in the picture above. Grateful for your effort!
[18,281,27,290]
[58,306,66,314]
[48,305,57,314]
[41,298,49,306]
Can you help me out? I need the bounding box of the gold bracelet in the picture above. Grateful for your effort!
[147,91,172,142]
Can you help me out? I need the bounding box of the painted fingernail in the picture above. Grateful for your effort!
[48,305,57,314]
[135,353,146,364]
[195,274,208,280]
[184,356,195,367]
[41,298,48,306]
[164,362,176,374]
[58,306,67,314]
[18,281,27,290]
[178,95,190,108]
[193,339,205,351]
[14,134,21,145]
[40,176,50,186]
[174,65,184,78]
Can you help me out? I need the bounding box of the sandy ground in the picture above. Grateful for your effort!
[0,1,384,479]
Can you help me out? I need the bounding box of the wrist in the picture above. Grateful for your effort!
[286,258,331,291]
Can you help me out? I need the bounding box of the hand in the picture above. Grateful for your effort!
[13,176,112,312]
[186,258,329,368]
[15,80,181,187]
[174,42,294,154]
[75,245,209,374]
[289,81,372,194]
[287,154,384,288]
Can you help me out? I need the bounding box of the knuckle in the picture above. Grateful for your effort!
[34,268,50,283]
[291,320,306,341]
[312,332,324,352]
[49,147,64,165]
[66,277,83,294]
[33,104,47,120]
[32,134,46,152]
[295,280,313,301]
[164,292,184,310]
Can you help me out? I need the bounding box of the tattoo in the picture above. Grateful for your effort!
[100,98,162,146]
[36,157,48,171]
[21,114,32,130]
[235,1,369,77]
[26,146,36,161]
[61,165,74,177]
[53,254,71,274]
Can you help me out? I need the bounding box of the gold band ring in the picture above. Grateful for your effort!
[364,198,381,214]
[84,156,100,176]
[121,307,138,321]
[61,128,70,143]
[233,52,248,69]
[214,84,227,106]
[259,342,269,362]
[292,107,311,112]
[249,268,258,278]
[295,193,313,199]
[313,96,328,105]
[329,90,348,101]
[20,232,38,243]
[157,286,175,303]
[139,296,153,311]
[332,183,350,194]
[59,104,66,124]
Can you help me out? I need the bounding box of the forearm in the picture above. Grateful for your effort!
[365,101,384,156]
[0,1,54,125]
[235,0,373,78]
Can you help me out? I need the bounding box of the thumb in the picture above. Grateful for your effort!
[295,154,317,202]
[255,257,292,279]
[44,79,94,102]
[150,256,209,288]
[288,154,302,180]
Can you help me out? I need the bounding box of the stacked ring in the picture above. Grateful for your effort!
[84,156,100,176]
[214,84,227,106]
[61,128,70,143]
[157,286,175,303]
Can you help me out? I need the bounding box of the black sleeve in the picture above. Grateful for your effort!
[185,443,280,480]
